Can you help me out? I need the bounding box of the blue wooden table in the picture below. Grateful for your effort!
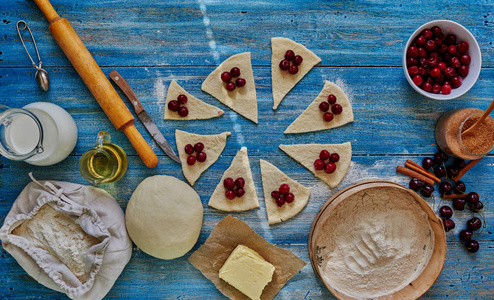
[1,0,493,299]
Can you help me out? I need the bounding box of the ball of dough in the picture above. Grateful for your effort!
[125,175,203,259]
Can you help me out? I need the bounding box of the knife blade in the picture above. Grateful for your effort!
[109,70,180,163]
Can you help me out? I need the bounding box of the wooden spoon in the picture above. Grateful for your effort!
[461,99,494,136]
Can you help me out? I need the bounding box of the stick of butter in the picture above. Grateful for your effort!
[219,245,275,300]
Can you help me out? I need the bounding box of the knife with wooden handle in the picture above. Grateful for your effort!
[109,70,180,163]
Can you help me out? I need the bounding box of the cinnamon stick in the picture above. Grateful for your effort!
[442,193,468,200]
[396,166,435,185]
[454,158,482,182]
[405,160,441,183]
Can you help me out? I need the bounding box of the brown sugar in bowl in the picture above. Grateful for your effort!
[308,180,447,299]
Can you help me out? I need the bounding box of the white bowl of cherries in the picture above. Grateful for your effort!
[403,20,481,100]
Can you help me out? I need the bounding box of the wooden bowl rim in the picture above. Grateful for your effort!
[308,179,447,300]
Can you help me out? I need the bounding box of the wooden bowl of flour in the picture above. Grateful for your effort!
[308,180,446,300]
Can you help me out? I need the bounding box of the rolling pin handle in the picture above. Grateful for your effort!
[33,0,60,23]
[121,123,159,168]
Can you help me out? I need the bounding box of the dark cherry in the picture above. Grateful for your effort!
[451,76,462,88]
[279,183,290,195]
[447,167,459,178]
[439,205,453,219]
[196,152,207,162]
[235,188,245,198]
[453,198,466,210]
[421,184,434,197]
[439,182,453,195]
[230,67,241,77]
[431,26,442,36]
[415,35,427,47]
[454,181,466,193]
[457,41,469,53]
[457,65,469,77]
[412,75,423,86]
[235,177,245,188]
[443,67,455,78]
[319,150,330,160]
[331,104,343,115]
[422,82,432,92]
[275,196,286,207]
[434,150,448,165]
[279,59,290,71]
[330,153,340,163]
[467,217,482,231]
[319,102,330,112]
[450,57,461,68]
[407,46,419,58]
[184,144,194,155]
[466,192,479,205]
[187,155,196,166]
[465,240,479,253]
[432,83,441,94]
[408,66,419,76]
[472,201,484,211]
[285,50,295,61]
[323,112,334,122]
[445,34,457,45]
[447,44,457,55]
[235,78,246,88]
[168,100,180,112]
[271,190,280,199]
[221,71,231,83]
[409,178,424,192]
[288,65,299,75]
[422,29,433,40]
[459,229,473,241]
[225,82,236,91]
[422,157,434,170]
[314,159,326,170]
[443,219,455,232]
[194,142,204,153]
[293,55,303,66]
[460,54,471,65]
[223,177,235,190]
[327,94,337,104]
[225,190,236,200]
[454,159,466,170]
[406,57,418,67]
[426,40,436,52]
[434,166,446,178]
[177,94,188,104]
[441,83,451,95]
[324,162,337,174]
[285,193,295,203]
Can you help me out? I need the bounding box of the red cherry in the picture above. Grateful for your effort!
[224,177,235,189]
[451,76,462,88]
[406,57,417,67]
[168,100,180,112]
[323,112,334,122]
[418,47,427,58]
[221,71,231,83]
[412,75,423,86]
[177,94,188,104]
[408,66,419,76]
[235,177,245,188]
[458,65,469,77]
[230,67,241,77]
[324,162,336,174]
[425,40,436,52]
[225,82,236,91]
[279,183,290,195]
[279,59,290,70]
[432,83,441,94]
[430,67,441,78]
[293,55,303,66]
[275,196,285,207]
[330,153,340,163]
[235,78,246,88]
[331,104,343,115]
[422,29,433,40]
[445,34,457,45]
[196,152,207,162]
[235,188,245,198]
[194,142,204,153]
[438,62,447,71]
[438,44,448,54]
[319,102,330,112]
[271,190,280,199]
[184,144,194,155]
[285,193,295,203]
[225,190,236,200]
[178,106,189,117]
[447,44,457,55]
[319,150,330,160]
[457,41,469,53]
[460,54,471,65]
[327,94,337,104]
[314,159,325,170]
[443,67,455,78]
[450,57,461,68]
[284,50,295,61]
[407,46,419,58]
[441,84,451,95]
[288,65,299,74]
[187,155,196,165]
[415,35,426,47]
[431,26,442,37]
[422,82,432,92]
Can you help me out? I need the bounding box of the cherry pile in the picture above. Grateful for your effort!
[223,177,246,200]
[408,150,485,253]
[221,67,246,91]
[406,26,471,95]
[313,150,340,174]
[167,94,189,117]
[318,93,343,122]
[279,50,303,75]
[184,142,207,165]
[271,183,295,207]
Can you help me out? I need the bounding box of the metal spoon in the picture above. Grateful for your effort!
[16,20,50,91]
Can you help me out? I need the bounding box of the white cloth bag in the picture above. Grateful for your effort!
[0,175,132,299]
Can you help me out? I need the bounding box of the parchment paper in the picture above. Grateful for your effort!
[189,215,306,300]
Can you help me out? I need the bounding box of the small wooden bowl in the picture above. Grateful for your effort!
[308,180,447,299]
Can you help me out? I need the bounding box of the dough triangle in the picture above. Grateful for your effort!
[279,142,352,188]
[260,160,311,225]
[164,80,224,120]
[176,129,231,186]
[285,81,354,133]
[271,37,321,110]
[208,147,259,211]
[201,52,258,123]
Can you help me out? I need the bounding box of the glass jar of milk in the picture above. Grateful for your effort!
[0,102,77,166]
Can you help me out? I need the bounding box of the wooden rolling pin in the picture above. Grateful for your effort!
[33,0,158,168]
